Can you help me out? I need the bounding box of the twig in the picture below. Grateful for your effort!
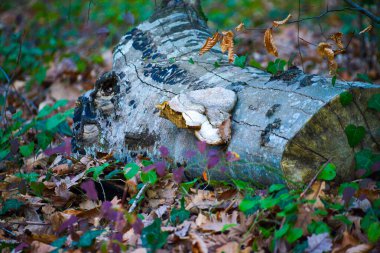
[0,225,17,237]
[128,183,149,213]
[344,0,380,24]
[300,158,332,198]
[4,221,51,226]
[297,0,304,71]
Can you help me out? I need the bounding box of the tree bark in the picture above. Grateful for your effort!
[72,1,380,185]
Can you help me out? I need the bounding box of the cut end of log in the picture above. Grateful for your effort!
[281,87,380,185]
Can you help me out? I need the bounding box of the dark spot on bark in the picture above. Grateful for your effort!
[143,64,191,85]
[128,100,135,106]
[118,72,126,80]
[124,130,159,150]
[226,81,247,92]
[93,71,120,96]
[269,66,302,83]
[130,28,160,59]
[299,74,317,88]
[260,118,282,146]
[153,108,159,114]
[266,104,281,118]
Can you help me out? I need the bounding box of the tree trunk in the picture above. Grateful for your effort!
[72,1,380,185]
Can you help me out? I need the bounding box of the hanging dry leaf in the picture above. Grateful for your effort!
[317,42,337,75]
[220,31,234,53]
[264,28,278,57]
[199,32,221,56]
[273,14,292,27]
[330,32,344,49]
[359,25,373,35]
[235,22,245,32]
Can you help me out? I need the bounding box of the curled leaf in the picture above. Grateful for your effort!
[317,42,337,75]
[199,32,221,56]
[221,31,235,63]
[330,32,344,49]
[264,28,278,57]
[235,22,245,32]
[273,14,292,27]
[359,25,373,35]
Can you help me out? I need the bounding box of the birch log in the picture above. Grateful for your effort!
[72,1,380,185]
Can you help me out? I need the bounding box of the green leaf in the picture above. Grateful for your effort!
[51,236,67,248]
[367,94,380,112]
[37,132,52,150]
[232,179,249,191]
[30,182,45,197]
[317,163,336,181]
[239,197,260,213]
[307,221,330,234]
[15,172,39,183]
[76,230,105,248]
[141,170,157,184]
[260,197,279,209]
[285,227,303,244]
[105,169,122,180]
[344,124,366,147]
[37,105,53,119]
[333,215,353,226]
[180,178,197,194]
[367,222,380,243]
[234,55,247,68]
[46,113,67,131]
[19,142,35,157]
[169,57,176,64]
[274,223,290,239]
[338,182,359,195]
[269,184,286,193]
[361,213,377,234]
[0,94,5,106]
[332,75,337,86]
[188,58,195,64]
[214,61,220,68]
[357,73,373,83]
[339,92,353,106]
[249,59,263,69]
[124,163,140,180]
[86,163,110,180]
[170,197,190,225]
[141,218,168,251]
[0,149,10,161]
[0,199,24,215]
[355,149,373,171]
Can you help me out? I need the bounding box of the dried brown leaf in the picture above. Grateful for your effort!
[317,42,337,75]
[216,241,240,253]
[330,32,344,49]
[199,32,221,56]
[220,31,234,53]
[273,14,292,27]
[235,22,245,32]
[264,28,278,57]
[359,25,373,35]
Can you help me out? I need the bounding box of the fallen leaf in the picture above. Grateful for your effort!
[199,32,222,56]
[216,241,240,253]
[306,233,332,253]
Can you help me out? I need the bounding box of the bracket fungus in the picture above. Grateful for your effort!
[157,87,237,145]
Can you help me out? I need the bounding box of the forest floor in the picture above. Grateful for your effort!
[1,2,380,253]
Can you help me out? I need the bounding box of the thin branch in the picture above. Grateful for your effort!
[128,183,149,213]
[297,0,304,71]
[300,158,332,199]
[344,0,380,24]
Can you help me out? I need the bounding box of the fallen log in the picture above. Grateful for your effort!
[72,0,380,185]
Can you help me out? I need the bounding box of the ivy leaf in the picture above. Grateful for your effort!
[170,197,190,225]
[307,221,330,235]
[86,163,110,180]
[188,58,195,64]
[37,132,52,150]
[274,223,290,239]
[367,222,380,243]
[357,73,373,83]
[124,163,140,180]
[141,219,168,251]
[105,169,122,180]
[339,92,353,106]
[286,227,303,244]
[0,199,24,215]
[234,55,247,68]
[75,230,105,248]
[367,94,380,112]
[19,142,35,157]
[0,149,10,161]
[269,184,286,193]
[317,163,336,181]
[239,196,260,214]
[214,61,220,68]
[344,124,366,147]
[332,75,337,86]
[141,170,157,184]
